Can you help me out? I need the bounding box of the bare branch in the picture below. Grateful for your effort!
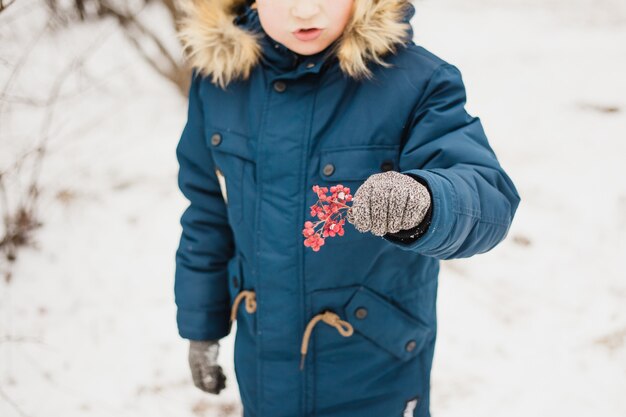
[0,386,32,417]
[20,24,117,217]
[98,0,188,94]
[0,22,50,139]
[0,0,18,15]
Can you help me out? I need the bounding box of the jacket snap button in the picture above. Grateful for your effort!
[273,81,286,92]
[232,275,239,288]
[211,133,222,146]
[354,307,368,319]
[322,163,335,176]
[306,62,315,69]
[380,160,394,172]
[405,340,417,352]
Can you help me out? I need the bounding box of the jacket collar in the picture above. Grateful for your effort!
[232,3,342,78]
[178,0,416,89]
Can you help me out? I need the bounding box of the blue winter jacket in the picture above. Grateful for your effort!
[174,1,520,416]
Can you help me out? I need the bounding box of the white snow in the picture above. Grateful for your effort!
[1,0,625,416]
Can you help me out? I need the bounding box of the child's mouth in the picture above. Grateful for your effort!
[293,28,323,41]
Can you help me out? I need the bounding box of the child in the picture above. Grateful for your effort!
[174,1,520,416]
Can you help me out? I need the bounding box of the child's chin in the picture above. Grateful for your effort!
[286,40,327,56]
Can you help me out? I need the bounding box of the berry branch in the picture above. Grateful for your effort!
[302,184,353,252]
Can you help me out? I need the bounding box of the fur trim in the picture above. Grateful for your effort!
[177,0,413,89]
[335,0,413,80]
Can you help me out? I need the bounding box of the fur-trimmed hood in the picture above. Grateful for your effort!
[177,0,416,89]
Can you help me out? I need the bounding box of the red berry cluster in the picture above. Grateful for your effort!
[303,184,353,252]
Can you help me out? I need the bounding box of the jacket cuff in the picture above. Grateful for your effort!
[383,174,433,243]
[177,308,232,341]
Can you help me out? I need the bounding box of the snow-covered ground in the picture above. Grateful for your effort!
[1,1,625,416]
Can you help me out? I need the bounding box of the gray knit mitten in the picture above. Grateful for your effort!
[346,170,431,237]
[188,340,226,394]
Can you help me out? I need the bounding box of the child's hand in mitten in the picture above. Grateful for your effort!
[346,171,431,236]
[188,340,226,394]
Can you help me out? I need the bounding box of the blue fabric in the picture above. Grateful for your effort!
[174,3,520,417]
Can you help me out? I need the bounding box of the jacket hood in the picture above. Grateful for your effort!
[177,0,416,89]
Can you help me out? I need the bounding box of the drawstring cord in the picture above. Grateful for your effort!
[230,292,353,371]
[299,310,354,371]
[230,290,257,323]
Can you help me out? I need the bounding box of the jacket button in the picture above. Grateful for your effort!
[232,275,239,288]
[380,160,394,172]
[405,340,417,352]
[273,81,286,92]
[322,163,335,176]
[211,133,222,146]
[306,62,315,68]
[354,307,368,319]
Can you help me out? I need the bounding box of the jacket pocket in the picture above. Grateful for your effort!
[318,145,400,185]
[226,252,256,336]
[308,284,433,415]
[342,286,433,361]
[308,283,432,362]
[206,128,256,226]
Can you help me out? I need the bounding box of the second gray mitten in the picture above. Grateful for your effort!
[188,339,227,394]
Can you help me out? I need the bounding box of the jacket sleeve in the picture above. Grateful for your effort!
[174,70,235,340]
[382,63,521,259]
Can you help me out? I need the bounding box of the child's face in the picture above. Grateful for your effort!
[255,0,354,56]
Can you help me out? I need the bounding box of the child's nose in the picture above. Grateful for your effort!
[291,0,321,20]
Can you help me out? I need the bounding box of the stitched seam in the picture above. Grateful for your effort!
[320,144,400,153]
[413,63,455,117]
[179,306,229,313]
[455,211,510,227]
[208,125,250,138]
[301,77,322,417]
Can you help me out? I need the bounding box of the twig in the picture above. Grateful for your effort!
[0,335,45,345]
[0,385,31,417]
[98,0,188,95]
[0,0,18,14]
[0,20,49,139]
[20,23,116,218]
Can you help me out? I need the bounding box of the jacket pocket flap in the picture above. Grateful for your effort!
[319,145,399,181]
[206,128,255,163]
[343,286,433,361]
